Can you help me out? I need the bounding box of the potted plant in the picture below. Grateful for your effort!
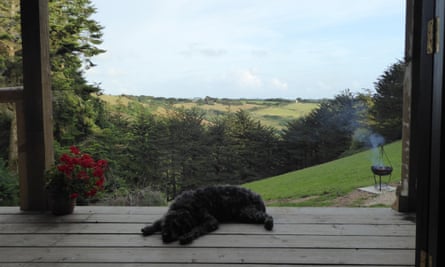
[46,146,107,215]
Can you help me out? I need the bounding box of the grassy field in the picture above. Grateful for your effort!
[251,102,318,129]
[98,94,135,106]
[243,141,401,206]
[173,102,262,112]
[98,95,318,129]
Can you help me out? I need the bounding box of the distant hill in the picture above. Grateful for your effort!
[97,94,319,130]
[243,140,402,207]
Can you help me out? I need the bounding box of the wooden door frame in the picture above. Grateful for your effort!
[427,0,444,265]
[410,0,443,266]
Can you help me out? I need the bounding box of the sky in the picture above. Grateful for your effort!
[85,0,406,99]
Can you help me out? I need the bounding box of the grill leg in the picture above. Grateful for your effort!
[373,175,382,191]
[379,175,382,191]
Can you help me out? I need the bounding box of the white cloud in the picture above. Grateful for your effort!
[270,78,288,91]
[236,69,262,88]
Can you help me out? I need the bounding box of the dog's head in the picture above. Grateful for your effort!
[161,209,196,243]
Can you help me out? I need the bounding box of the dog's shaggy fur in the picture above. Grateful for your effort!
[141,185,273,244]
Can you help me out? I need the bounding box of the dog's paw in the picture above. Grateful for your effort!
[207,221,219,231]
[141,225,156,236]
[141,228,150,236]
[264,216,273,231]
[141,228,149,236]
[179,234,195,245]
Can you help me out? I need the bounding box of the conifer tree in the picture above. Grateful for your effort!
[48,0,106,144]
[370,60,405,142]
[0,0,21,87]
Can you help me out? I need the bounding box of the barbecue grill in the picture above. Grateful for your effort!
[371,165,393,176]
[371,145,393,191]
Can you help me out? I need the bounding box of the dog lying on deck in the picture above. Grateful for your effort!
[141,185,273,244]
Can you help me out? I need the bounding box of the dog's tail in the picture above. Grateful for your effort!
[141,219,162,236]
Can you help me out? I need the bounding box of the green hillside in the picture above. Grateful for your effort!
[244,141,402,206]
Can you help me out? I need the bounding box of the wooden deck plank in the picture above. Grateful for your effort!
[0,234,415,249]
[0,212,415,225]
[0,222,415,236]
[0,247,415,265]
[0,206,408,216]
[0,207,416,266]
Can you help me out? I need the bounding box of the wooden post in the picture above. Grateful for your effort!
[394,0,417,212]
[19,0,54,210]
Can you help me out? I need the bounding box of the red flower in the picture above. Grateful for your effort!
[95,176,105,187]
[57,164,73,177]
[93,167,104,178]
[86,188,97,197]
[60,154,73,164]
[48,146,107,200]
[72,157,81,165]
[70,146,81,155]
[97,159,108,168]
[77,170,89,179]
[80,154,94,168]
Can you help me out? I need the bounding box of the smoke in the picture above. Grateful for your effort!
[351,129,385,147]
[351,130,386,165]
[369,133,385,166]
[369,133,385,148]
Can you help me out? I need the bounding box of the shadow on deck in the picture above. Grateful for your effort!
[0,206,415,266]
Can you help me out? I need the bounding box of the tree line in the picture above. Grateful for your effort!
[0,0,404,204]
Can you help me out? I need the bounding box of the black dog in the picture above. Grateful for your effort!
[141,185,273,244]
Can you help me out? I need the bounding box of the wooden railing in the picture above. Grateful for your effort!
[0,86,23,103]
[0,86,25,208]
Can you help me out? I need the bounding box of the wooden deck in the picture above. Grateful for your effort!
[0,206,415,266]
